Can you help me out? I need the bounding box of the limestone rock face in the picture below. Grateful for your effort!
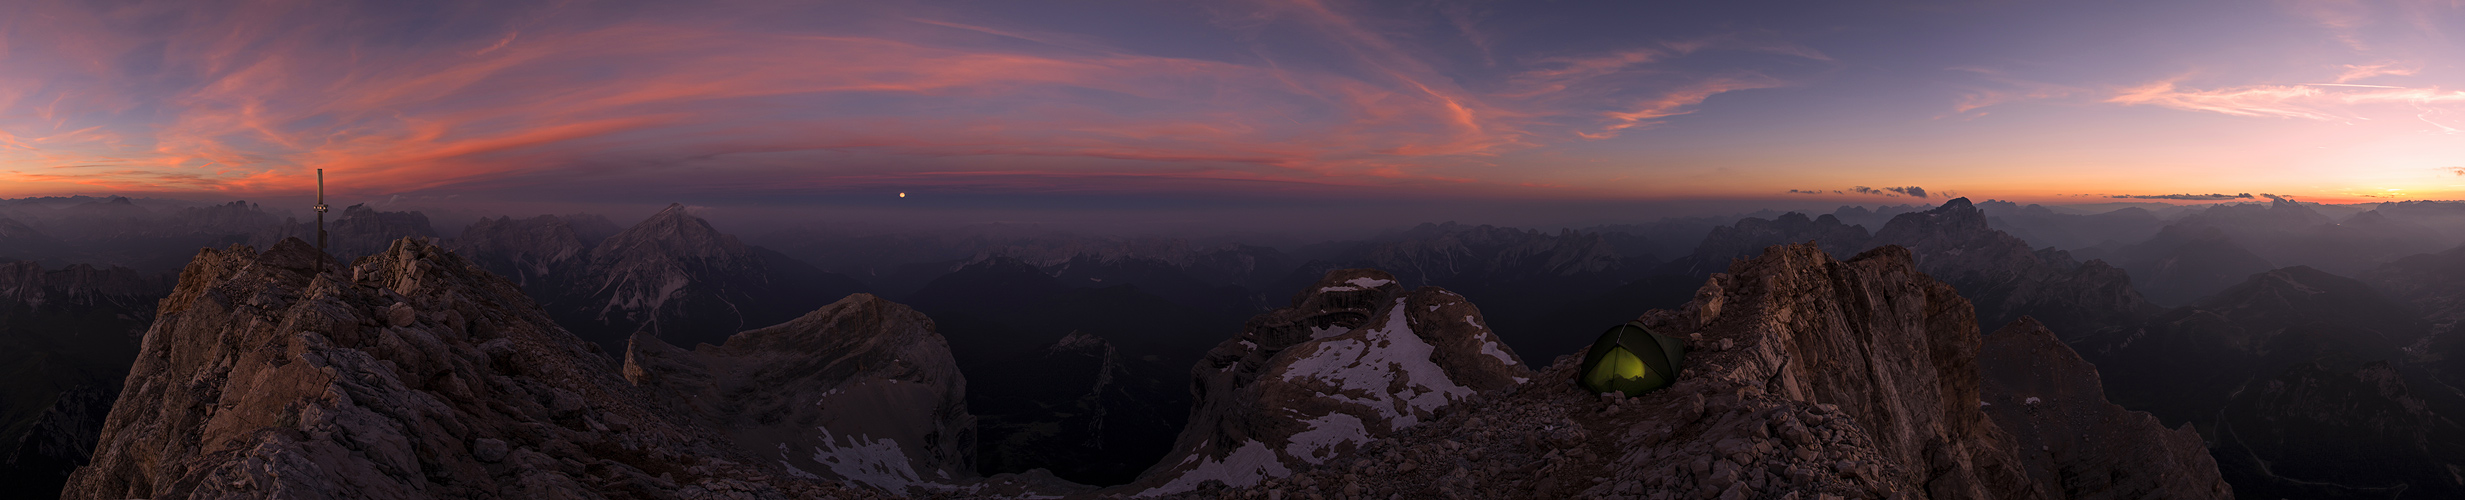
[1978,317,2232,499]
[620,293,976,494]
[1126,269,1532,496]
[1633,244,2037,499]
[61,237,884,500]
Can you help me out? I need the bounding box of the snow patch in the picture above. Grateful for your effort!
[776,443,820,479]
[1344,277,1392,288]
[809,427,923,492]
[2023,397,2041,405]
[1284,413,1370,465]
[1139,440,1291,497]
[1280,298,1472,427]
[1476,334,1515,366]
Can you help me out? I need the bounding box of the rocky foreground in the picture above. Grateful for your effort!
[51,237,2229,499]
[1124,244,2228,499]
[61,238,893,499]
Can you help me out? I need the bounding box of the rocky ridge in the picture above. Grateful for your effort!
[1123,269,1532,496]
[1128,244,2228,499]
[61,238,891,499]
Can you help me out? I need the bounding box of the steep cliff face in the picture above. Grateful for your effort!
[1127,269,1532,496]
[1129,244,2229,499]
[61,238,885,500]
[620,293,976,494]
[1626,244,2039,499]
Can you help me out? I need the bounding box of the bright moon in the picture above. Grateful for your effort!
[899,193,906,198]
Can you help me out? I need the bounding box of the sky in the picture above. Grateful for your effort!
[1,0,2461,229]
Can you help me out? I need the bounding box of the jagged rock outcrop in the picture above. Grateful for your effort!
[61,238,886,499]
[620,293,976,494]
[540,203,864,352]
[1125,269,1532,496]
[1131,244,2229,499]
[1978,318,2232,499]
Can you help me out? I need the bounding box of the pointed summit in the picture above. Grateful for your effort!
[594,202,742,261]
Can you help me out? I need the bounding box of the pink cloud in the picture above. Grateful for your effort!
[0,0,1825,199]
[2106,78,2465,132]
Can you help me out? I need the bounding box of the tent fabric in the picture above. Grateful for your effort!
[1577,320,1687,397]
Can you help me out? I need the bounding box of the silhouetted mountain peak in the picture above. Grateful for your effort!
[593,203,745,261]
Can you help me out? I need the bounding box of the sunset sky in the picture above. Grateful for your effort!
[1,0,2460,221]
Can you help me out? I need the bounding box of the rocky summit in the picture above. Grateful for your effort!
[1122,269,1532,497]
[60,237,889,499]
[45,233,2235,499]
[1125,244,2227,499]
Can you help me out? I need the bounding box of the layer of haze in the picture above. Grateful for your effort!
[2,0,2462,231]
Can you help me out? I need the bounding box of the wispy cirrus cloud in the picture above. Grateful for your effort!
[1942,66,2083,117]
[2336,62,2420,83]
[2105,78,2465,132]
[0,0,1832,200]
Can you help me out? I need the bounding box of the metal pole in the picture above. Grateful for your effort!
[315,169,328,274]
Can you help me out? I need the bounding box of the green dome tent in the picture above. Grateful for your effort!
[1578,320,1687,397]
